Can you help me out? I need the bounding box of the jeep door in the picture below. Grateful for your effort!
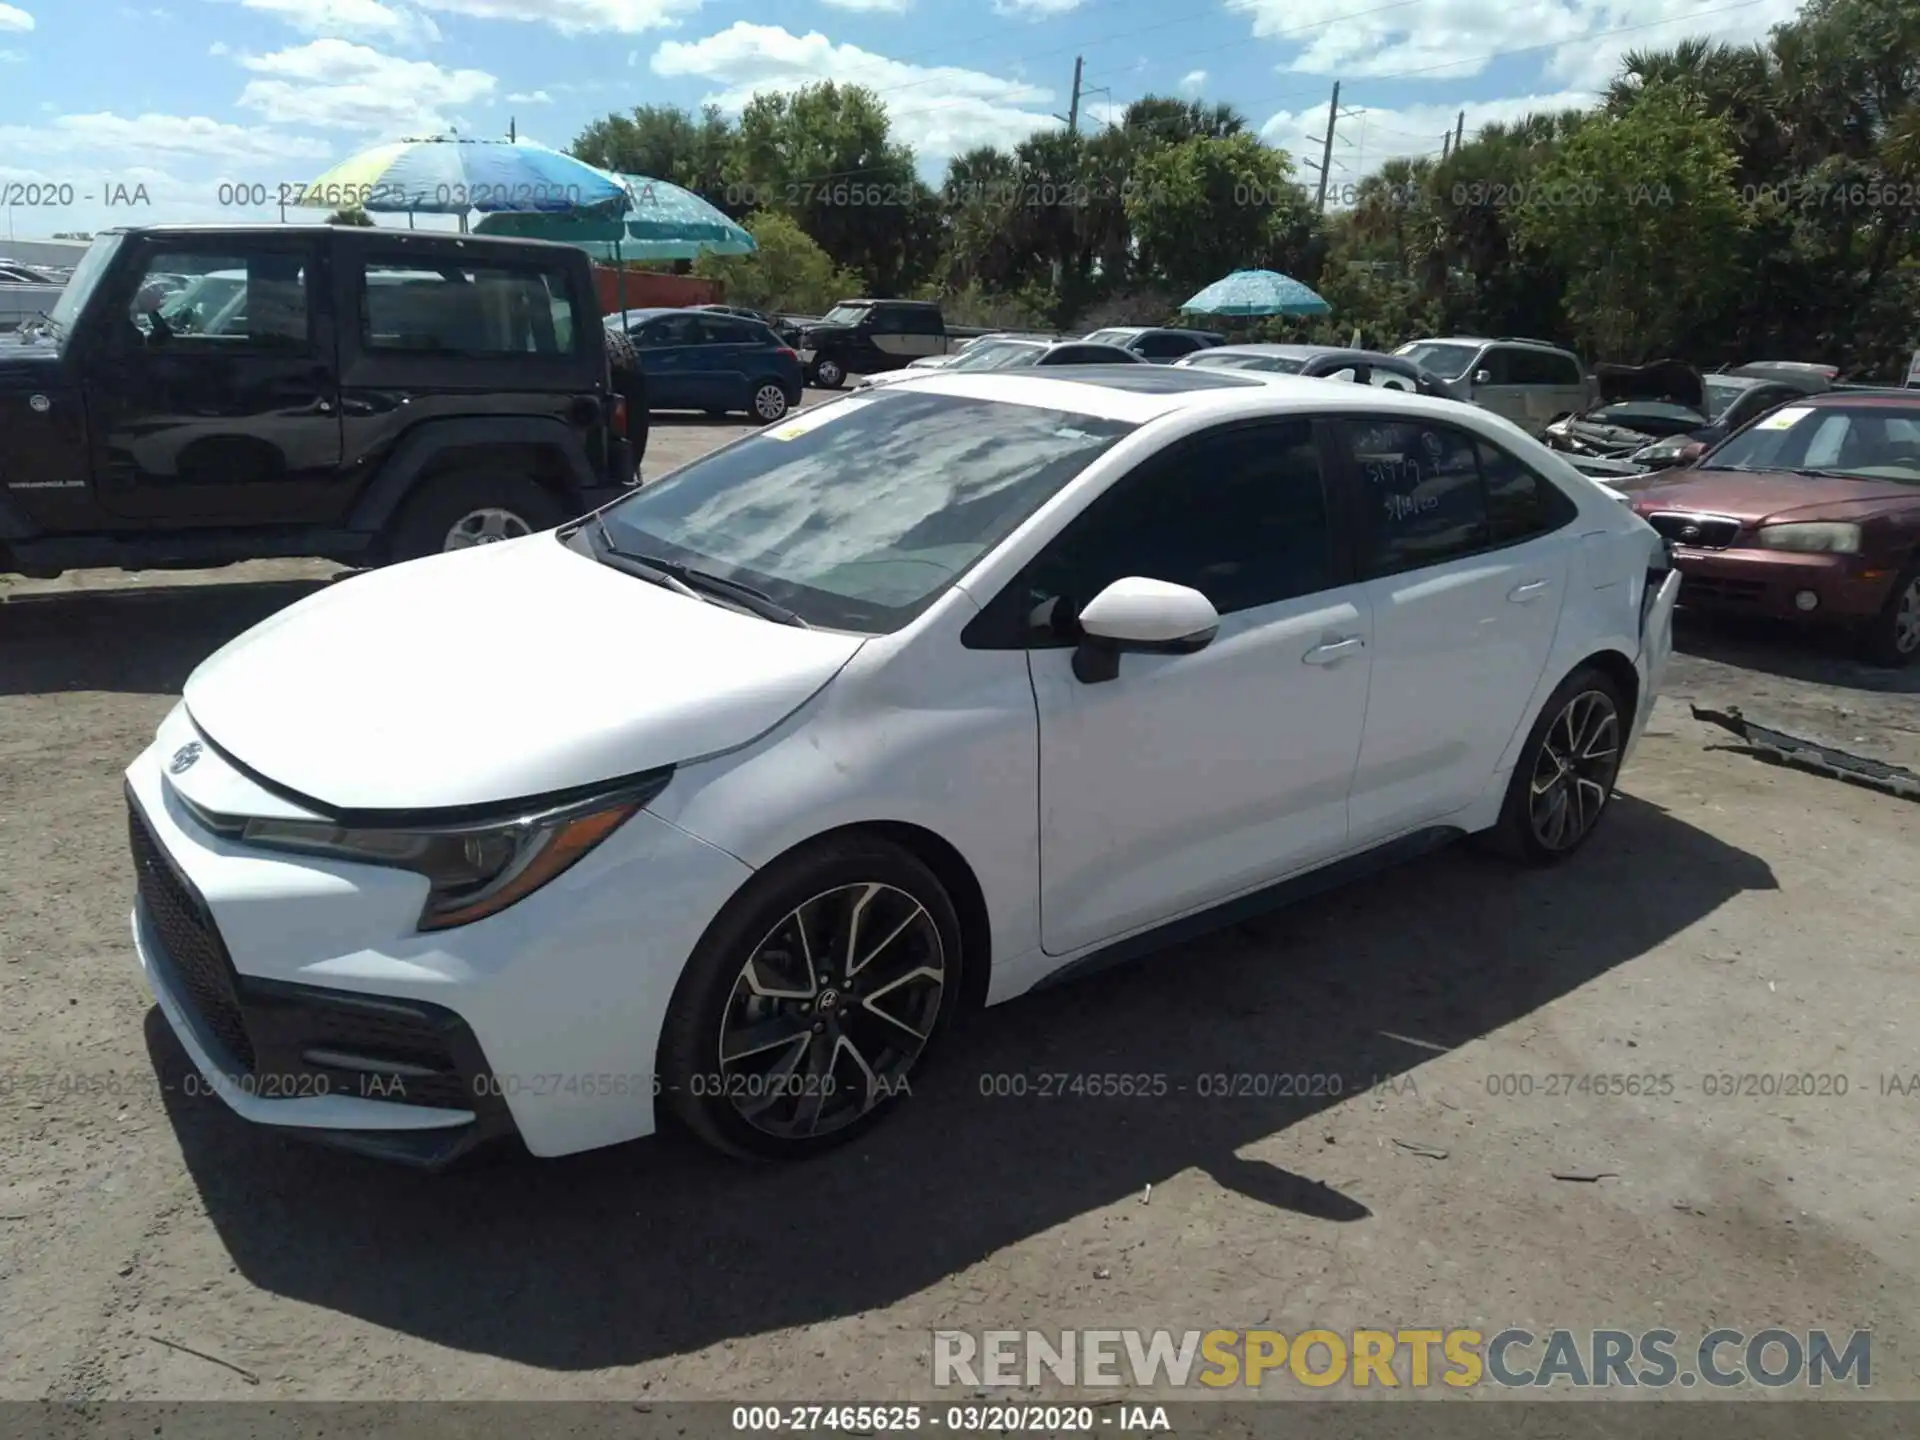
[82,235,344,524]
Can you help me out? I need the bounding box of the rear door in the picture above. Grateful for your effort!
[632,312,702,408]
[83,234,343,524]
[1328,416,1578,845]
[895,305,946,360]
[688,314,756,412]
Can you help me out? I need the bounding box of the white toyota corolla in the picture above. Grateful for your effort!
[126,366,1679,1166]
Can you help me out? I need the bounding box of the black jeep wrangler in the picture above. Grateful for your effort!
[0,224,636,578]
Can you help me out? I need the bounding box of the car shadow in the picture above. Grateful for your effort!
[0,578,341,697]
[153,794,1777,1372]
[1674,611,1920,696]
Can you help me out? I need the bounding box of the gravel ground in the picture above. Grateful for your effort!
[2,412,1916,1404]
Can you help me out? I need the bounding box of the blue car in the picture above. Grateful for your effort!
[607,307,805,423]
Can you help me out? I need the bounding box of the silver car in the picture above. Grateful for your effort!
[1395,336,1590,434]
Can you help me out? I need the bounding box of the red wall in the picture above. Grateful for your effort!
[592,265,723,314]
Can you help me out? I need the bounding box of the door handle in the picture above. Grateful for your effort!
[1508,579,1553,602]
[1303,636,1364,665]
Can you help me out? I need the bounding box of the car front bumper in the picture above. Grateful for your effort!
[1668,546,1896,622]
[125,708,754,1163]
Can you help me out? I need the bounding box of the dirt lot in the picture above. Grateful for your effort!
[2,412,1917,1405]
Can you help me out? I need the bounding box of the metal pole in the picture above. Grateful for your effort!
[1314,82,1340,213]
[1455,111,1465,150]
[1067,56,1083,134]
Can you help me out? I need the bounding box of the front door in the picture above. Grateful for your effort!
[1467,345,1530,426]
[85,238,342,524]
[1025,419,1374,956]
[1328,417,1576,845]
[633,312,703,409]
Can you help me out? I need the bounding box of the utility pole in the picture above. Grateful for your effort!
[1442,131,1451,160]
[1314,82,1340,211]
[509,117,517,142]
[1062,56,1084,134]
[1454,111,1465,150]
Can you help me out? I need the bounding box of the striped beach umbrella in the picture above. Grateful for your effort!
[295,136,627,217]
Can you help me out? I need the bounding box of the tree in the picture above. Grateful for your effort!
[1514,84,1748,360]
[1124,132,1317,297]
[692,210,862,315]
[571,104,741,215]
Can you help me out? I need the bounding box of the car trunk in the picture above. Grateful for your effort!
[1549,359,1707,456]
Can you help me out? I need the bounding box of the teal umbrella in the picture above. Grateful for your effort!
[1181,268,1331,317]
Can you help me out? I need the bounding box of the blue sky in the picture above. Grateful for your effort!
[0,0,1802,235]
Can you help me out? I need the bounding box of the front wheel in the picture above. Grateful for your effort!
[1483,666,1626,864]
[656,835,964,1160]
[811,354,845,389]
[1858,564,1920,668]
[386,471,567,564]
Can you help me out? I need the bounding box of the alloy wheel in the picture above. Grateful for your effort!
[1528,690,1621,853]
[1894,577,1920,656]
[754,384,789,421]
[444,507,532,551]
[814,358,844,388]
[716,881,946,1140]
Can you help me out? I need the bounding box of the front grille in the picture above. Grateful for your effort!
[1681,574,1768,605]
[1647,512,1741,550]
[128,796,257,1070]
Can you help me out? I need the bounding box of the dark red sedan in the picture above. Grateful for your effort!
[1613,391,1920,666]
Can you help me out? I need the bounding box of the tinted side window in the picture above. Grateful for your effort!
[1340,419,1490,576]
[1549,352,1583,386]
[705,317,759,344]
[361,258,576,355]
[131,249,311,349]
[1025,421,1334,622]
[1479,440,1577,542]
[637,313,701,347]
[899,307,942,335]
[868,308,905,333]
[1136,333,1196,357]
[1474,348,1512,384]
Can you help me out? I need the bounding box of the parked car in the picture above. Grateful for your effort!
[1613,389,1920,665]
[855,337,1143,388]
[123,365,1677,1167]
[607,307,804,422]
[1394,336,1589,433]
[0,224,634,579]
[1176,343,1465,399]
[693,302,802,348]
[0,259,66,332]
[793,299,994,388]
[1079,325,1225,362]
[1544,360,1830,469]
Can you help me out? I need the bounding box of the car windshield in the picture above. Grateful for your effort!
[1081,329,1134,345]
[592,390,1136,632]
[951,341,1044,371]
[45,232,122,333]
[1395,341,1481,380]
[1702,403,1920,483]
[820,304,871,325]
[1702,377,1759,420]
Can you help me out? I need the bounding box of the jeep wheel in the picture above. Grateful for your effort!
[388,471,567,564]
[811,355,845,389]
[751,382,791,423]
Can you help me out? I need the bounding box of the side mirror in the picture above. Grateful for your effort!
[1071,577,1220,684]
[1473,368,1493,386]
[1678,440,1706,463]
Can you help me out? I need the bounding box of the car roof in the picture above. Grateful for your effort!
[105,223,570,253]
[1800,389,1920,407]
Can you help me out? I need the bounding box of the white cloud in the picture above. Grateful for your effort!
[224,0,443,46]
[0,111,331,164]
[0,3,33,31]
[650,22,1058,161]
[1180,69,1208,94]
[821,0,910,9]
[505,88,552,102]
[408,0,704,34]
[991,0,1083,15]
[1259,89,1601,196]
[1229,0,1805,87]
[236,38,496,132]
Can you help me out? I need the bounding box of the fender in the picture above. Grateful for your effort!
[0,487,37,542]
[346,416,597,534]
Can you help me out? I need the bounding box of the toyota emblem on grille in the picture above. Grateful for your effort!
[169,742,203,775]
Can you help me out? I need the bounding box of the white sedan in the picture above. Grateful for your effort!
[125,367,1679,1166]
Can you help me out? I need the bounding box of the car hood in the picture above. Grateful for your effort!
[182,533,867,813]
[1615,467,1920,525]
[1593,359,1703,410]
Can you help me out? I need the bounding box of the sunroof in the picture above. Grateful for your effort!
[1040,365,1268,393]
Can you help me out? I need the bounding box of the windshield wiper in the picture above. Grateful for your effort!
[588,518,809,627]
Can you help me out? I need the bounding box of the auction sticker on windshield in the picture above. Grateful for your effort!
[767,396,880,441]
[1755,406,1812,430]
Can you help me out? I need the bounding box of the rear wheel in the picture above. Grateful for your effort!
[1483,666,1626,864]
[750,381,791,423]
[1859,563,1920,668]
[387,470,567,564]
[657,834,963,1161]
[811,354,845,389]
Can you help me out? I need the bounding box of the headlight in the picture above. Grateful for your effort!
[1754,522,1863,554]
[1633,438,1687,460]
[191,772,670,931]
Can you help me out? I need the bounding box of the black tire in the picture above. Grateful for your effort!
[386,469,569,564]
[1857,561,1920,668]
[811,354,846,389]
[749,379,791,424]
[657,833,965,1161]
[1482,664,1627,864]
